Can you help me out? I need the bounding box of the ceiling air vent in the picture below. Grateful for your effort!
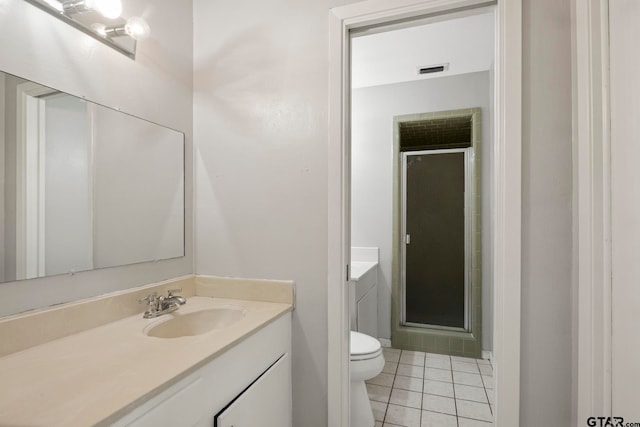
[418,63,449,75]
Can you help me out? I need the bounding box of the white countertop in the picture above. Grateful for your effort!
[351,261,378,281]
[0,295,291,426]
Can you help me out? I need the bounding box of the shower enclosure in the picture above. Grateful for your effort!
[401,149,470,330]
[391,108,482,357]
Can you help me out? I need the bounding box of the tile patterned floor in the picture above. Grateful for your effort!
[366,348,494,427]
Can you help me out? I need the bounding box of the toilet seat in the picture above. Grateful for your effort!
[350,331,382,361]
[349,331,385,427]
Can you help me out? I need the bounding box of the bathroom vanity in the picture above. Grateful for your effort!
[0,275,293,427]
[350,247,379,338]
[114,308,291,427]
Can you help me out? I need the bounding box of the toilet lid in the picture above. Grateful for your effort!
[350,331,382,357]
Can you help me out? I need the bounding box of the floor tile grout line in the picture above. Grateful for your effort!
[423,376,456,385]
[383,349,401,426]
[476,358,494,415]
[450,362,460,427]
[422,391,488,405]
[382,386,390,425]
[378,399,423,411]
[419,349,427,425]
[381,350,396,426]
[458,414,495,424]
[421,407,462,418]
[480,372,493,416]
[426,365,488,376]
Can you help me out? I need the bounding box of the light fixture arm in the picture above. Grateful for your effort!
[103,25,127,38]
[61,0,91,15]
[61,0,123,20]
[98,16,149,40]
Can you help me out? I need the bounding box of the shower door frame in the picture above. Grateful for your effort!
[400,148,472,332]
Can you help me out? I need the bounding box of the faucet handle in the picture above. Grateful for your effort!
[138,292,158,305]
[167,288,182,297]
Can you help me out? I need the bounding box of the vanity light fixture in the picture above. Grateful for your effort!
[23,0,148,58]
[61,0,122,19]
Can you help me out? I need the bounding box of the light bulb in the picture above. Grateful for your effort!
[124,16,150,39]
[86,0,122,19]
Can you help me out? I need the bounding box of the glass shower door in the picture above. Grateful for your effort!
[401,149,470,330]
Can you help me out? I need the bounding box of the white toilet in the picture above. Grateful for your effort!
[349,247,384,427]
[350,330,385,427]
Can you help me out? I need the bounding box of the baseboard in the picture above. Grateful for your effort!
[379,336,490,358]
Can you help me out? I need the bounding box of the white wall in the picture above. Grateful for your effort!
[351,71,493,350]
[194,0,572,425]
[521,0,573,425]
[0,0,193,316]
[44,95,93,276]
[193,0,329,425]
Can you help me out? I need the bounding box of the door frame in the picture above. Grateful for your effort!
[572,0,612,422]
[328,0,522,425]
[400,148,472,332]
[15,82,55,280]
[392,108,482,356]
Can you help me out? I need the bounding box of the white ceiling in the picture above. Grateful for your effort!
[351,12,495,89]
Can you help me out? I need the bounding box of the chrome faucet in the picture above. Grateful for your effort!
[138,289,186,318]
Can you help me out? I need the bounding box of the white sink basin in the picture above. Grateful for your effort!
[145,307,246,338]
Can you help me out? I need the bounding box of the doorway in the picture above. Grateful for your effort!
[349,9,491,361]
[351,4,492,425]
[328,1,522,426]
[15,84,94,281]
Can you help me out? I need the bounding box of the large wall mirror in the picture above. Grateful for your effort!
[0,70,185,283]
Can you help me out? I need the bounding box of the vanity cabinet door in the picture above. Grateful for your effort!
[357,286,378,338]
[214,353,291,427]
[125,378,206,427]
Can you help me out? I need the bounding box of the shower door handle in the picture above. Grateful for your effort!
[405,234,411,244]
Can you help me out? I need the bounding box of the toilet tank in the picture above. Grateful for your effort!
[350,247,379,338]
